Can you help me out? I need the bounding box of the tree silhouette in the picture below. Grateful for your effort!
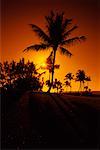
[14,76,40,91]
[64,72,74,92]
[84,86,88,92]
[64,80,71,92]
[24,11,86,92]
[0,59,42,92]
[53,78,63,93]
[76,70,86,92]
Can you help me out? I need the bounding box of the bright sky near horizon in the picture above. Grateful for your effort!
[1,0,100,91]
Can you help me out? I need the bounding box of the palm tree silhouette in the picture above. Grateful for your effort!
[76,70,86,92]
[53,78,63,93]
[65,72,74,92]
[84,86,88,92]
[24,11,86,92]
[64,80,71,92]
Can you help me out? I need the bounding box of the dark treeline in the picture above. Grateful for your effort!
[0,58,92,96]
[0,58,45,93]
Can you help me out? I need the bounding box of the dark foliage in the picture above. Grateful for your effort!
[0,58,42,93]
[13,77,41,91]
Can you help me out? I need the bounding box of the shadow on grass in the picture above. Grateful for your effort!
[1,91,100,149]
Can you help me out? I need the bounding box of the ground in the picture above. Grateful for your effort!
[1,90,100,149]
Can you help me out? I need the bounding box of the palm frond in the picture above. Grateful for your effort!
[45,11,64,27]
[63,25,78,39]
[62,18,72,32]
[45,12,65,44]
[24,43,50,51]
[29,24,50,43]
[61,36,86,46]
[60,47,72,57]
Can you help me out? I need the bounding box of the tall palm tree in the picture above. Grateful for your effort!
[76,70,86,92]
[65,72,74,91]
[24,11,86,92]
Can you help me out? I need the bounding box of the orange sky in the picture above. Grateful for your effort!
[1,0,100,91]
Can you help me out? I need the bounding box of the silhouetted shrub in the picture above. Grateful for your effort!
[14,77,41,91]
[0,58,42,93]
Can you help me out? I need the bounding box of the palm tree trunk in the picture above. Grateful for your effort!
[70,81,71,92]
[47,48,57,92]
[49,70,50,81]
[83,81,84,91]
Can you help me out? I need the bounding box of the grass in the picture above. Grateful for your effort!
[1,90,100,149]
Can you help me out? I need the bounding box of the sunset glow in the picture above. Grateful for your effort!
[1,0,100,91]
[1,1,100,149]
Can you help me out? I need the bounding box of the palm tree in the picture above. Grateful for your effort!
[84,86,88,92]
[65,72,74,91]
[76,70,86,92]
[53,78,62,93]
[24,11,86,92]
[64,80,71,92]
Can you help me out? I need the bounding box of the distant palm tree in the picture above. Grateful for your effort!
[64,80,71,92]
[76,70,86,92]
[84,86,88,92]
[53,78,62,93]
[65,72,74,91]
[24,11,86,92]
